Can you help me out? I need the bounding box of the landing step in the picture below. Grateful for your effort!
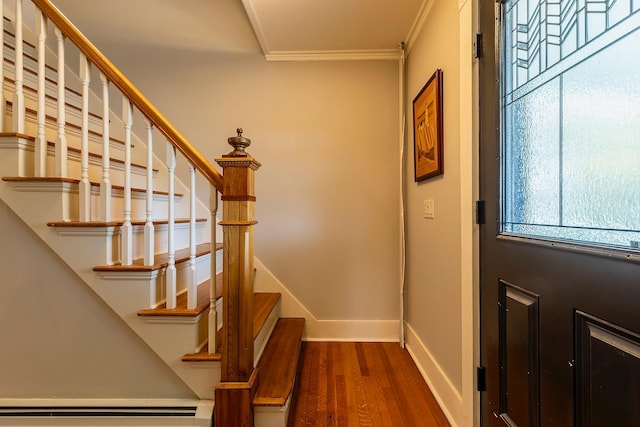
[254,318,305,407]
[93,242,223,272]
[181,292,281,361]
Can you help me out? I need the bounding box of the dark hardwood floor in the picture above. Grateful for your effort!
[288,342,451,426]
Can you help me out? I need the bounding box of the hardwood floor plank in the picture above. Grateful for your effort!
[334,344,348,426]
[288,342,450,427]
[314,342,329,426]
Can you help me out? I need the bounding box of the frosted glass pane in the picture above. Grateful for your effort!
[504,80,561,229]
[501,0,640,250]
[562,30,640,236]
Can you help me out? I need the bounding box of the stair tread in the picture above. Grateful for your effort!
[138,272,223,317]
[0,130,156,177]
[181,292,282,361]
[6,100,127,146]
[93,242,223,272]
[47,141,156,172]
[2,176,184,197]
[253,318,305,407]
[47,218,207,227]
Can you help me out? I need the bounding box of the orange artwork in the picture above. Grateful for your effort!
[413,69,443,181]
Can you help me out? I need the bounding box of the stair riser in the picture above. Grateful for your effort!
[2,190,209,271]
[254,298,281,366]
[3,34,128,143]
[94,254,211,309]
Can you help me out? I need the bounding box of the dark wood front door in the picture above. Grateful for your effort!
[479,0,640,425]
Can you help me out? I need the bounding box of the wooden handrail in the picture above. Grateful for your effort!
[31,0,223,191]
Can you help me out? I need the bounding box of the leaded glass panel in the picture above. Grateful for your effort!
[502,0,640,250]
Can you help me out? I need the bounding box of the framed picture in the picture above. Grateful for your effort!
[413,69,444,182]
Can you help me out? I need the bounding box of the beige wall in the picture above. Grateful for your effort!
[404,1,479,425]
[54,3,402,329]
[0,201,195,399]
[404,0,463,411]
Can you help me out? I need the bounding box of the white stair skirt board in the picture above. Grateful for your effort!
[254,395,292,427]
[0,399,213,427]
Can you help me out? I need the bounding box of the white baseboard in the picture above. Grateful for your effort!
[254,257,400,342]
[0,399,213,427]
[405,323,463,427]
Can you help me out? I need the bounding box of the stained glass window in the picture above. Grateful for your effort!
[502,0,640,249]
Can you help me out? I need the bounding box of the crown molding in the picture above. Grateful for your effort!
[265,49,402,62]
[241,0,271,56]
[405,0,436,53]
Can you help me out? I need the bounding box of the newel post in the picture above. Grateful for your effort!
[214,129,261,426]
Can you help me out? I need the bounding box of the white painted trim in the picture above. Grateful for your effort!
[254,257,400,342]
[6,180,76,194]
[399,43,407,348]
[254,394,291,427]
[405,322,463,427]
[265,49,401,62]
[405,0,436,53]
[460,1,481,425]
[241,0,271,56]
[0,398,213,427]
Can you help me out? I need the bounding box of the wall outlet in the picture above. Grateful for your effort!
[423,199,435,219]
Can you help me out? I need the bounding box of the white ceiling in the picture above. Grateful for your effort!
[242,0,426,60]
[52,0,428,61]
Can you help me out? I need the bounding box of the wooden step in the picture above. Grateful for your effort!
[253,318,305,407]
[137,272,223,317]
[6,100,126,147]
[93,242,222,272]
[181,292,281,362]
[47,217,207,228]
[3,176,183,198]
[46,141,156,173]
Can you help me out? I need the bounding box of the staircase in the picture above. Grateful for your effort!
[0,1,304,426]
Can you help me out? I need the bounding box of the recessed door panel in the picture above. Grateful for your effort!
[576,312,640,427]
[499,281,539,427]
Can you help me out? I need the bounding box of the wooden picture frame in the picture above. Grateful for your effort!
[412,69,444,182]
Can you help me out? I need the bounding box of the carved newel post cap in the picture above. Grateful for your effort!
[227,128,251,157]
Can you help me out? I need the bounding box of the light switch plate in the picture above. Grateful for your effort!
[424,199,435,219]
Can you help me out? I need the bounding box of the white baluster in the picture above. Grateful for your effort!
[121,99,133,265]
[54,27,67,177]
[12,0,24,134]
[144,120,154,266]
[208,188,218,354]
[79,54,91,221]
[99,73,111,222]
[187,164,197,309]
[34,11,47,176]
[166,144,177,309]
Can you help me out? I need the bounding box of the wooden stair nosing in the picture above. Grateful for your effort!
[3,29,72,88]
[93,242,223,272]
[46,141,158,173]
[137,272,223,318]
[253,317,305,407]
[6,99,127,146]
[2,176,184,198]
[47,217,208,228]
[4,70,97,119]
[181,292,282,362]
